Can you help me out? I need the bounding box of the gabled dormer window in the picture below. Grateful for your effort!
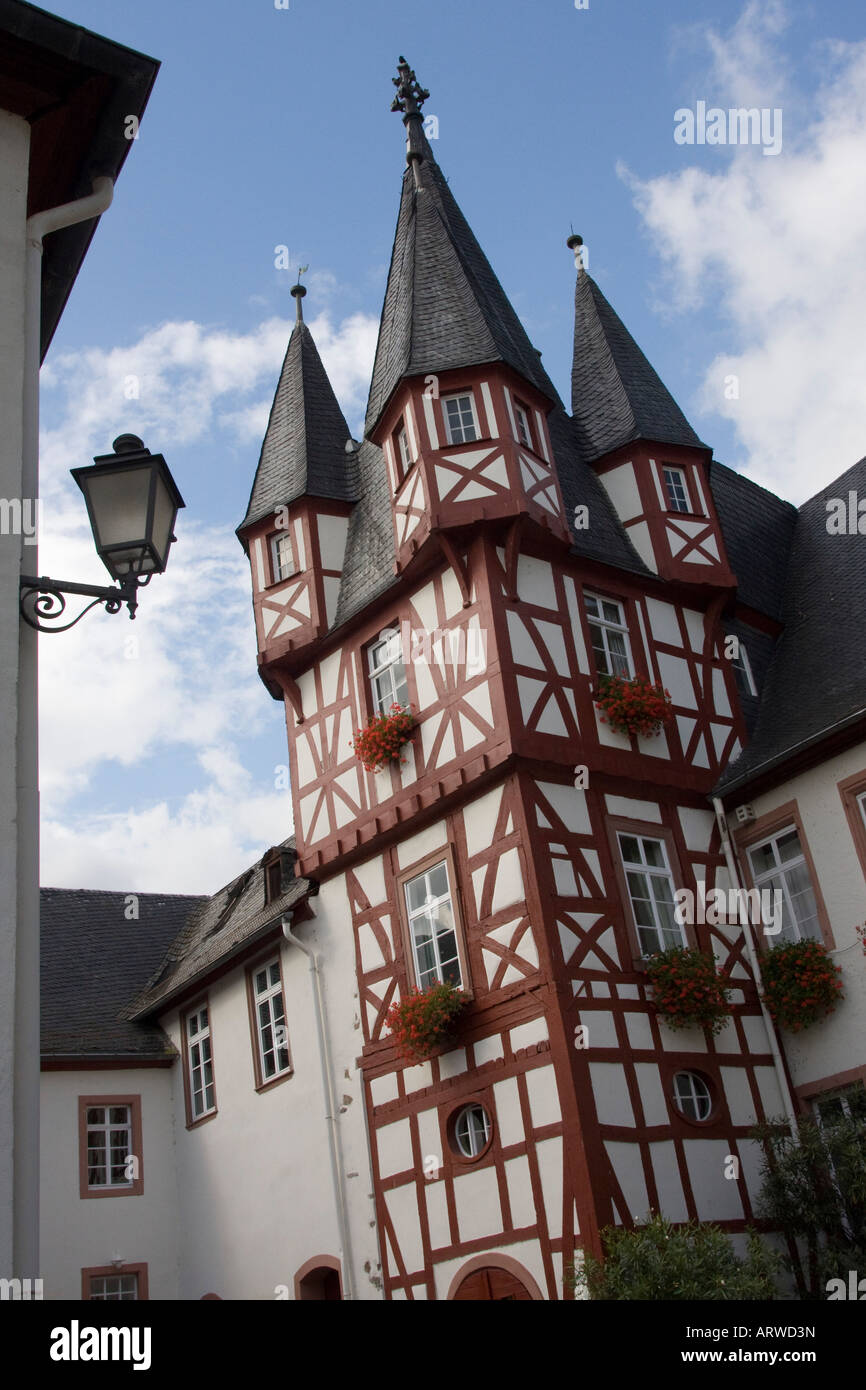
[662,466,691,513]
[585,593,633,679]
[442,392,479,445]
[368,627,409,715]
[270,530,296,583]
[514,401,532,449]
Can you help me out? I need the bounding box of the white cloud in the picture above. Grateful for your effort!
[38,305,377,892]
[623,3,866,500]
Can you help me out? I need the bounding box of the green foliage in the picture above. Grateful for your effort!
[753,1112,866,1299]
[570,1212,780,1301]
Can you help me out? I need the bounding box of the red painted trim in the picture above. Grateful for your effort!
[81,1262,149,1300]
[293,1255,343,1300]
[446,1252,544,1301]
[78,1094,143,1199]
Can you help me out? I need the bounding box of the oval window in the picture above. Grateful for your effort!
[672,1071,712,1121]
[454,1103,491,1158]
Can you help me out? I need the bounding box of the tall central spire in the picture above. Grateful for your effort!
[365,57,559,435]
[391,55,429,187]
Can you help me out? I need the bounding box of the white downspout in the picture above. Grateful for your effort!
[712,797,799,1133]
[15,178,114,1277]
[282,915,357,1300]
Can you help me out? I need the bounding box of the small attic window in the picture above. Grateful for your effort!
[393,420,413,482]
[265,857,283,904]
[662,466,691,514]
[514,401,533,450]
[269,530,297,584]
[442,392,479,445]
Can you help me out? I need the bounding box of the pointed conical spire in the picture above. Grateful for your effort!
[366,59,558,435]
[240,286,358,532]
[570,262,705,462]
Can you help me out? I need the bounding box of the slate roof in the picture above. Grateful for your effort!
[571,271,707,462]
[239,318,359,535]
[710,462,797,622]
[717,455,866,794]
[364,132,559,436]
[41,888,204,1058]
[124,841,309,1021]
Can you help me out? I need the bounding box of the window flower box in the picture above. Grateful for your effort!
[350,703,414,773]
[384,981,468,1063]
[761,938,843,1033]
[645,946,732,1036]
[595,673,673,740]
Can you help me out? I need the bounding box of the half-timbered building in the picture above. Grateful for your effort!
[37,58,866,1302]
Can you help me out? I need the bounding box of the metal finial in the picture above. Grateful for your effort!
[391,56,429,116]
[290,283,307,321]
[567,232,584,272]
[391,56,429,187]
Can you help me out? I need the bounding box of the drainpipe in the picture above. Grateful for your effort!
[282,915,356,1299]
[712,797,799,1133]
[14,178,114,1277]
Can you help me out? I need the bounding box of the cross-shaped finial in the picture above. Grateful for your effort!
[391,56,429,117]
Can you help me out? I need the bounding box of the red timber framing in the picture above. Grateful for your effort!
[283,529,747,880]
[249,382,774,1300]
[371,365,571,574]
[591,440,738,590]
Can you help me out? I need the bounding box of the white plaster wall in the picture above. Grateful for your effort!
[164,873,382,1300]
[39,1068,179,1300]
[0,108,31,1276]
[744,743,866,1093]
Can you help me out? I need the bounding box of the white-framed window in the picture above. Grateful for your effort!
[252,958,291,1082]
[85,1105,133,1189]
[270,531,295,582]
[857,791,866,832]
[663,466,691,513]
[747,827,821,943]
[585,593,633,679]
[617,833,685,956]
[368,628,409,716]
[404,860,462,990]
[186,1004,216,1120]
[673,1071,712,1121]
[442,392,479,445]
[813,1081,866,1128]
[88,1274,139,1301]
[396,422,412,476]
[454,1103,491,1157]
[730,639,757,697]
[514,402,532,449]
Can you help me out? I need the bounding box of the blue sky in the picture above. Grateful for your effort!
[36,0,866,892]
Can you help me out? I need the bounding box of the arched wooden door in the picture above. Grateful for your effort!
[451,1267,533,1300]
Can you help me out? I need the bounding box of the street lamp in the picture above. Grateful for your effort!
[19,435,184,631]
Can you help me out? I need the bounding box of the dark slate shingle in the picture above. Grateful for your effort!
[240,319,359,535]
[41,888,205,1058]
[124,839,309,1021]
[710,461,797,622]
[717,455,866,792]
[365,134,559,436]
[571,271,706,461]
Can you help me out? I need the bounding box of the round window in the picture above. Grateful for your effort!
[672,1071,712,1121]
[454,1103,491,1158]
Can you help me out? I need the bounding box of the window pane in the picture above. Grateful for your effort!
[255,970,267,994]
[749,842,776,877]
[406,876,427,911]
[642,839,665,869]
[619,836,641,864]
[777,830,802,864]
[86,1108,104,1125]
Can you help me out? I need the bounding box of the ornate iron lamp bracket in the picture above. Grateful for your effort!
[19,573,150,633]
